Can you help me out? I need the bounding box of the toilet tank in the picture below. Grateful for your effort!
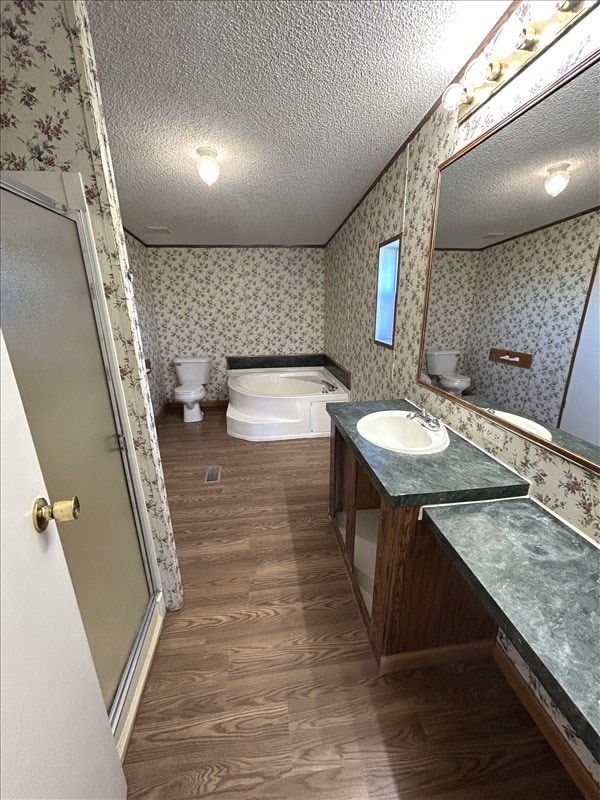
[426,350,459,375]
[174,356,211,384]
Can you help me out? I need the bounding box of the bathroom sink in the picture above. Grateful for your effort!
[489,410,552,441]
[356,410,449,454]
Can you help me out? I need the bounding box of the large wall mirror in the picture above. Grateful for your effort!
[419,56,600,472]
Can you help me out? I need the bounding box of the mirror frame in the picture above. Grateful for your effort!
[417,51,600,475]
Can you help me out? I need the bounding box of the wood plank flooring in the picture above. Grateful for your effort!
[124,408,582,799]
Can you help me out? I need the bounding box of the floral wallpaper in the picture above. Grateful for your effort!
[0,0,182,610]
[124,232,168,414]
[324,2,599,774]
[424,249,479,374]
[425,210,599,425]
[325,150,406,401]
[323,10,600,542]
[144,246,325,401]
[469,211,599,426]
[3,0,597,774]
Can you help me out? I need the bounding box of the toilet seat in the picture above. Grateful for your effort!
[439,373,470,389]
[174,383,206,400]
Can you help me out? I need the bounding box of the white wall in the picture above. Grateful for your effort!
[560,266,600,445]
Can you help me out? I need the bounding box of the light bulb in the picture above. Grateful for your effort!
[528,1,560,22]
[441,83,467,111]
[491,19,521,59]
[544,163,571,196]
[196,147,220,186]
[463,56,488,88]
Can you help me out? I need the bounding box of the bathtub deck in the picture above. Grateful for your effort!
[123,407,582,799]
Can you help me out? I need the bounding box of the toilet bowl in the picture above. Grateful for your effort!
[174,383,206,422]
[439,373,471,396]
[173,356,211,423]
[426,350,471,397]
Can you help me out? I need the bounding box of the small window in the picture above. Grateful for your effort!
[374,235,401,347]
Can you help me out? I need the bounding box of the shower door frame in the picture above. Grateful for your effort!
[0,172,165,756]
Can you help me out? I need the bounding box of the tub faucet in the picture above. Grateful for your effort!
[321,380,336,393]
[407,405,442,431]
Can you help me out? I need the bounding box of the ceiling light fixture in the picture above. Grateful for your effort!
[463,56,488,89]
[440,1,592,124]
[441,83,470,111]
[196,147,220,186]
[544,162,571,196]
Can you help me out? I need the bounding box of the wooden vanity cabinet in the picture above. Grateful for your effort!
[329,426,496,670]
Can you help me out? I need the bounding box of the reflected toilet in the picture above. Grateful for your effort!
[426,350,471,397]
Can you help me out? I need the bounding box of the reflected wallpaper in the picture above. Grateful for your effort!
[426,209,599,425]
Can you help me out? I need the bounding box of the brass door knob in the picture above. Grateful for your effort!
[32,496,80,533]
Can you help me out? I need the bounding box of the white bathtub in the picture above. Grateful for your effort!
[226,367,349,441]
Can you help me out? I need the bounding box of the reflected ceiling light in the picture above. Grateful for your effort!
[544,162,571,196]
[196,147,220,186]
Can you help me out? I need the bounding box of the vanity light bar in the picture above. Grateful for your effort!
[447,0,597,124]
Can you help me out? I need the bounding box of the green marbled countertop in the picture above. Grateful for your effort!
[327,399,529,507]
[424,498,600,761]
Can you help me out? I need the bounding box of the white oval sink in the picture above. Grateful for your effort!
[357,410,449,454]
[491,410,552,441]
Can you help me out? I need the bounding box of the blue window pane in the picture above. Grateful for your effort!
[374,240,399,346]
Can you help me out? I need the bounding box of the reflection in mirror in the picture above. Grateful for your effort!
[421,59,600,467]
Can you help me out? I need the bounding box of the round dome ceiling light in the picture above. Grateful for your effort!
[544,162,571,197]
[196,147,220,186]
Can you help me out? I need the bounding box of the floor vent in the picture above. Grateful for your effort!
[204,465,222,484]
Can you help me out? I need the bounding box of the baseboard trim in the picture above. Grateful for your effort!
[379,640,494,674]
[113,594,165,759]
[494,643,599,799]
[154,403,169,422]
[162,400,228,414]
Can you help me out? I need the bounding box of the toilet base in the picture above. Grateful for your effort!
[182,402,203,423]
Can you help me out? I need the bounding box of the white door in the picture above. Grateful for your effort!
[0,334,126,800]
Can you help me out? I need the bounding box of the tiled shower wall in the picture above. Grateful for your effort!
[426,209,599,425]
[140,246,326,402]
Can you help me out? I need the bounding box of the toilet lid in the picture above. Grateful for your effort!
[440,373,470,386]
[175,383,206,396]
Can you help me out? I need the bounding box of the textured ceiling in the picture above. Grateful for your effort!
[87,0,510,245]
[436,60,600,249]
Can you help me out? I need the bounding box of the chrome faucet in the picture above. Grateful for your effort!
[407,405,442,431]
[321,380,336,393]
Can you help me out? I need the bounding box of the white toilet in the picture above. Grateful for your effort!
[173,356,211,422]
[426,350,471,396]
